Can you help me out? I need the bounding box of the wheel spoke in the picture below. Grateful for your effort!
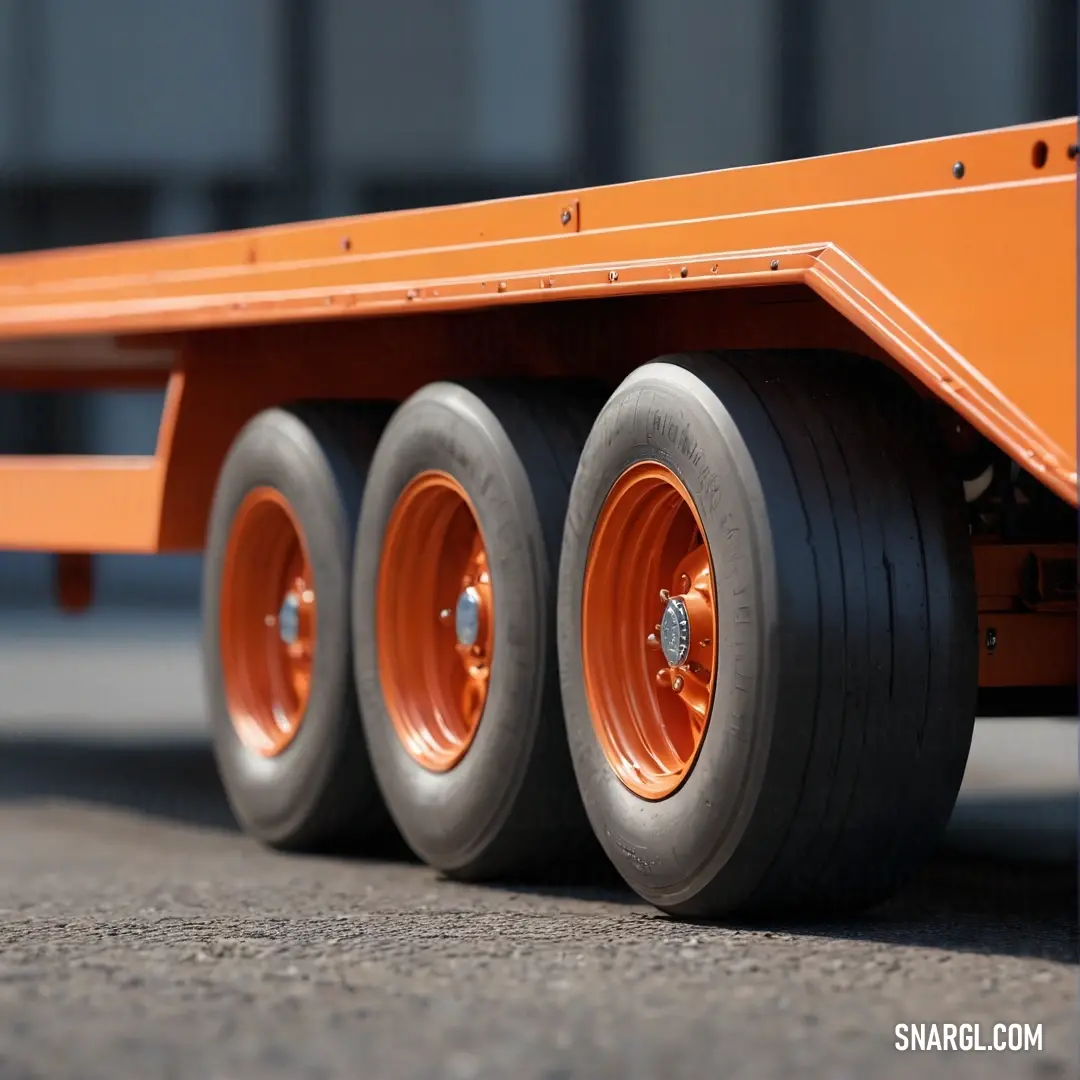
[460,663,489,731]
[673,543,711,597]
[676,667,711,728]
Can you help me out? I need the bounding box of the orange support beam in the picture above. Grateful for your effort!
[55,552,95,612]
[0,457,162,553]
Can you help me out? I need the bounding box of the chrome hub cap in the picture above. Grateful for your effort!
[454,586,482,648]
[277,591,301,646]
[659,596,691,667]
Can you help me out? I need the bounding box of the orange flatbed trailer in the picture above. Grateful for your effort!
[0,119,1075,918]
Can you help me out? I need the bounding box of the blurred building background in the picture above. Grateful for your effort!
[0,0,1075,609]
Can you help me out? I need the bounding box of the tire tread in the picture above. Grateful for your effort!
[706,351,976,913]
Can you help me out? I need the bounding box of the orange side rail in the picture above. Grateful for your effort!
[0,118,1074,556]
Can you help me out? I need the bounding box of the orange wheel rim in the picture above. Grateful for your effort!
[220,487,316,757]
[377,470,493,772]
[582,463,718,800]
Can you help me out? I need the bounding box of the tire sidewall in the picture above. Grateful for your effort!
[352,383,548,871]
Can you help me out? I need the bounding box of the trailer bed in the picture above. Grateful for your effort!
[0,117,1074,560]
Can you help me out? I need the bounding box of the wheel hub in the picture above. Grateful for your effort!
[219,487,316,759]
[580,461,719,800]
[659,596,691,667]
[377,470,494,773]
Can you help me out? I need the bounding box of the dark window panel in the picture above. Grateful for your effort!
[359,173,573,215]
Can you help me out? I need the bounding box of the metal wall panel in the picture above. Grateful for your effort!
[320,0,474,173]
[817,0,1037,154]
[37,0,280,174]
[627,0,777,179]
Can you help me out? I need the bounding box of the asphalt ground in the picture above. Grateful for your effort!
[0,612,1075,1080]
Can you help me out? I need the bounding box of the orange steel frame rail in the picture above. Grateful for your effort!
[0,117,1074,560]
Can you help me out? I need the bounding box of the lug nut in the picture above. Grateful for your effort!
[659,589,671,602]
[671,675,684,692]
[646,633,660,649]
[439,608,452,623]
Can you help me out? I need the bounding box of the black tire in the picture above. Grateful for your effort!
[352,379,604,880]
[557,351,978,918]
[203,402,395,851]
